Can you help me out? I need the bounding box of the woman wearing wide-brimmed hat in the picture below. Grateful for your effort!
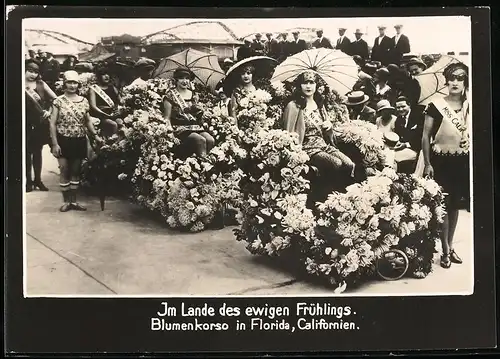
[224,56,276,121]
[163,67,215,158]
[25,58,57,192]
[49,70,104,212]
[344,91,376,123]
[282,70,355,184]
[421,62,470,269]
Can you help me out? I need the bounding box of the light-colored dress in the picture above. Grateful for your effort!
[376,115,397,134]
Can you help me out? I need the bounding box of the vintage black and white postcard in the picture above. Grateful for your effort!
[5,6,496,355]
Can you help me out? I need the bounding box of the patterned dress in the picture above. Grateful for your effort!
[53,95,90,159]
[302,107,353,170]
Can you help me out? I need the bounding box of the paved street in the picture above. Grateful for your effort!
[25,147,474,296]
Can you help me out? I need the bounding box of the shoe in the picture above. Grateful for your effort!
[26,183,33,192]
[33,181,49,191]
[440,254,451,269]
[59,203,72,212]
[71,203,87,211]
[450,250,463,264]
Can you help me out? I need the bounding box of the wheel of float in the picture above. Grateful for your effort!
[376,249,409,281]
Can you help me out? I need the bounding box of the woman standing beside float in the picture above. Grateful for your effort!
[163,67,215,158]
[49,71,103,212]
[421,62,470,269]
[282,70,356,182]
[25,59,57,192]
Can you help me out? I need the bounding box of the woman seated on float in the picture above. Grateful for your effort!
[282,70,355,179]
[162,68,215,157]
[88,66,121,137]
[228,64,258,120]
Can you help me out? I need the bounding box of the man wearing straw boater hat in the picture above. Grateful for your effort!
[290,30,307,55]
[335,27,351,54]
[371,25,393,66]
[312,29,333,49]
[390,24,411,65]
[406,57,427,76]
[350,28,370,60]
[344,90,376,123]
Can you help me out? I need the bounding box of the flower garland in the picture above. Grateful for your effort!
[333,120,388,177]
[234,129,314,257]
[310,168,445,291]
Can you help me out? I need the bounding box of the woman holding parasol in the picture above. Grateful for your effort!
[224,56,277,121]
[282,70,355,181]
[421,62,470,269]
[25,58,57,192]
[162,67,215,158]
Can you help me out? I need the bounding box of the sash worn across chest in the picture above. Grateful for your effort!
[91,84,115,108]
[60,95,87,122]
[25,87,45,115]
[432,97,470,154]
[169,89,202,132]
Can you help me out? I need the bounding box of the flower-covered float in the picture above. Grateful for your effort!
[79,60,445,293]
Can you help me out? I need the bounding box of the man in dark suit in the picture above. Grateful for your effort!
[237,39,256,61]
[40,52,61,89]
[390,24,411,65]
[335,27,351,54]
[350,29,370,60]
[371,25,393,66]
[312,29,333,49]
[394,96,424,173]
[289,31,307,55]
[265,32,280,59]
[252,33,266,55]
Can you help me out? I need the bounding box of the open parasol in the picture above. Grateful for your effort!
[222,55,277,96]
[271,48,358,96]
[152,48,225,91]
[415,54,469,105]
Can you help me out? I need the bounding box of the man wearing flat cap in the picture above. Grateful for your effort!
[128,57,156,88]
[289,31,306,55]
[277,32,292,62]
[312,29,333,49]
[335,27,351,54]
[371,25,393,66]
[350,29,369,60]
[252,33,266,55]
[265,32,280,59]
[390,24,411,65]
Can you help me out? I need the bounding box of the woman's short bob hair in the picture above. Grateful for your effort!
[239,64,256,75]
[443,62,469,89]
[173,67,195,81]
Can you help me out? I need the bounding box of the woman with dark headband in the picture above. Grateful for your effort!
[282,70,355,184]
[163,67,215,157]
[25,59,57,192]
[49,71,104,212]
[421,62,470,269]
[88,66,121,137]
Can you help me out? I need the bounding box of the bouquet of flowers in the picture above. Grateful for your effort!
[333,120,387,177]
[234,129,314,257]
[308,168,445,291]
[121,84,163,114]
[254,78,293,128]
[202,106,242,144]
[235,89,274,135]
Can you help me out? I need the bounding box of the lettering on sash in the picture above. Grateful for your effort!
[434,97,470,151]
[91,84,115,108]
[25,87,45,115]
[60,95,86,125]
